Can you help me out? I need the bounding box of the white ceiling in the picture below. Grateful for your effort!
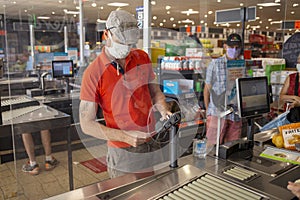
[0,0,299,32]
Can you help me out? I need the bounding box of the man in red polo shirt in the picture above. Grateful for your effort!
[80,10,171,178]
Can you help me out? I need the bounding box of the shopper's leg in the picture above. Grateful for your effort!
[41,130,51,156]
[206,115,226,147]
[224,120,242,143]
[22,133,36,162]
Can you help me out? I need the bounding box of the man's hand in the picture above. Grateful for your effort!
[122,130,151,147]
[287,181,300,198]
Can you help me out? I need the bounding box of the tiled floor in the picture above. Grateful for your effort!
[0,145,110,200]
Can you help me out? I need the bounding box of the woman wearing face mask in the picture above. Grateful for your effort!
[204,33,243,147]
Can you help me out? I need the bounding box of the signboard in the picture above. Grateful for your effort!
[282,32,300,68]
[226,60,245,105]
[281,20,300,30]
[215,6,256,24]
[179,26,205,33]
[136,6,144,29]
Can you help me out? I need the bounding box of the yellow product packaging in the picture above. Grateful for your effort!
[278,122,300,150]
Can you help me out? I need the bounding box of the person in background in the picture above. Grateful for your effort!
[287,181,300,199]
[22,130,59,175]
[279,54,300,110]
[204,33,243,147]
[79,10,171,178]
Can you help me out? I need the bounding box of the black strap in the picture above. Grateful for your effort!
[111,61,125,75]
[295,73,299,96]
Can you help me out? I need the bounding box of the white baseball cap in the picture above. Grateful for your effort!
[106,10,139,45]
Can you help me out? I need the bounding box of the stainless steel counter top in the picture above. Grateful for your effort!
[46,148,299,200]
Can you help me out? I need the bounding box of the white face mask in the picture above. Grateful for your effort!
[297,63,300,72]
[226,47,241,59]
[107,36,131,59]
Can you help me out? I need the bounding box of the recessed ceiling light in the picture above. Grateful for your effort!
[266,26,269,29]
[204,15,207,18]
[208,11,213,14]
[293,3,299,7]
[173,24,176,27]
[159,22,163,26]
[165,5,171,10]
[58,0,62,3]
[170,17,174,21]
[291,11,295,14]
[276,9,280,12]
[240,3,244,6]
[107,3,129,7]
[257,3,280,7]
[259,6,263,9]
[167,11,170,14]
[200,20,204,23]
[256,17,260,20]
[91,2,97,7]
[268,18,272,21]
[217,0,221,2]
[151,1,156,5]
[259,21,262,24]
[24,10,27,13]
[153,16,157,20]
[52,12,55,15]
[237,24,240,27]
[100,6,104,9]
[163,19,166,22]
[204,23,207,26]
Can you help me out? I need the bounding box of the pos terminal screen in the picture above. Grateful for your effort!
[236,76,270,118]
[52,60,74,78]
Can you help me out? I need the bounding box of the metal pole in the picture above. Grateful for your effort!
[79,0,85,67]
[143,0,151,56]
[29,24,35,69]
[169,125,178,168]
[64,26,68,53]
[216,116,221,157]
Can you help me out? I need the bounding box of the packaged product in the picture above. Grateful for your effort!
[278,122,300,150]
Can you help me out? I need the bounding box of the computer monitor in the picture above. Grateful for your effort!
[52,60,74,78]
[236,76,270,118]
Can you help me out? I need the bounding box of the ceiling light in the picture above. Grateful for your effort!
[64,10,79,15]
[217,0,221,2]
[200,20,204,23]
[270,20,282,24]
[167,11,170,14]
[214,22,217,24]
[268,19,272,21]
[237,24,240,27]
[275,0,280,2]
[91,2,97,7]
[178,21,181,24]
[173,24,176,27]
[107,3,129,7]
[204,15,208,18]
[259,6,263,9]
[163,19,166,23]
[170,17,174,21]
[208,11,213,14]
[276,9,280,12]
[185,25,188,28]
[73,14,77,17]
[293,3,299,7]
[97,19,106,23]
[37,16,50,20]
[76,6,80,9]
[240,3,244,6]
[24,9,27,13]
[13,1,16,4]
[204,23,207,26]
[165,5,171,10]
[181,19,194,23]
[58,0,62,3]
[256,17,260,20]
[181,9,199,15]
[153,16,157,20]
[151,1,156,5]
[266,26,269,29]
[52,12,55,15]
[159,23,163,26]
[100,6,104,9]
[259,21,262,24]
[291,11,295,14]
[257,3,280,7]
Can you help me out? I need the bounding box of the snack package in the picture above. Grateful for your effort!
[278,122,300,150]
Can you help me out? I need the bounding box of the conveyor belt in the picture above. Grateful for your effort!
[1,95,40,112]
[223,166,258,182]
[157,174,266,200]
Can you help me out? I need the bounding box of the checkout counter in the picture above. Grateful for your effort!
[46,76,299,200]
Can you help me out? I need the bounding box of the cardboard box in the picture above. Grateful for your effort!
[163,79,194,95]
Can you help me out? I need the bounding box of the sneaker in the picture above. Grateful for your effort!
[45,157,59,171]
[22,162,39,175]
